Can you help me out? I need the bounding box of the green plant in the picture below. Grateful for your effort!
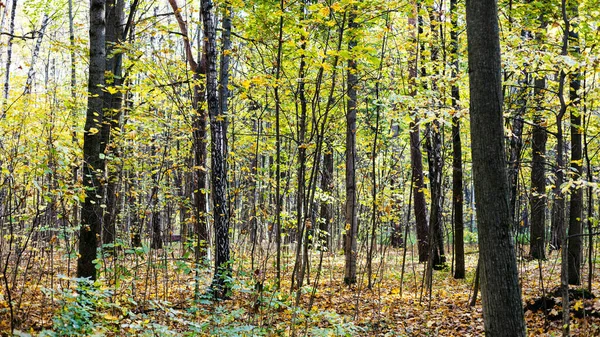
[41,277,112,337]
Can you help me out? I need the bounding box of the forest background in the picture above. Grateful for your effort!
[0,0,600,335]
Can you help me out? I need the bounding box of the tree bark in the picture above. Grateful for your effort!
[1,0,16,116]
[567,22,582,285]
[77,0,106,280]
[23,13,50,94]
[466,0,526,334]
[450,0,464,279]
[530,88,547,260]
[319,142,334,250]
[344,7,358,285]
[202,0,231,298]
[410,121,429,263]
[100,0,125,246]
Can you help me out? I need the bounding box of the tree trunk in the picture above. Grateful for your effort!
[77,0,106,280]
[1,0,16,116]
[567,20,582,285]
[450,0,464,280]
[465,0,526,334]
[529,87,547,260]
[426,121,445,270]
[167,0,208,259]
[344,7,358,285]
[23,13,50,94]
[202,0,231,298]
[410,120,429,263]
[319,142,334,250]
[407,6,428,263]
[100,0,125,246]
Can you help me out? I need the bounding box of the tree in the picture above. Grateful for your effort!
[407,5,429,263]
[529,15,548,261]
[77,0,106,280]
[167,0,209,262]
[567,0,582,286]
[450,0,464,279]
[201,0,231,298]
[344,5,358,286]
[465,0,526,334]
[100,0,125,246]
[530,87,547,260]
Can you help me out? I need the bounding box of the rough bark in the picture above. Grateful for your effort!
[530,96,547,260]
[465,0,526,334]
[567,27,582,285]
[202,0,231,298]
[426,121,445,270]
[344,8,358,285]
[77,0,106,280]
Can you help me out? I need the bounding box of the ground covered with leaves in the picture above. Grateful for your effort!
[1,244,600,336]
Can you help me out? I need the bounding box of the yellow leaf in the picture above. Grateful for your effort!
[319,6,330,17]
[106,86,119,95]
[104,313,119,321]
[574,299,584,311]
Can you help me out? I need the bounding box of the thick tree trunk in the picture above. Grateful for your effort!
[77,0,106,280]
[466,0,526,334]
[344,8,358,285]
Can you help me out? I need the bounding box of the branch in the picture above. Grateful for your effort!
[167,0,198,72]
[0,31,36,39]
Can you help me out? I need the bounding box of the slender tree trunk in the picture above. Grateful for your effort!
[68,0,79,244]
[274,0,284,289]
[319,142,334,250]
[23,13,50,94]
[77,0,106,280]
[344,7,358,285]
[167,0,208,259]
[465,0,526,334]
[1,0,16,116]
[450,0,464,279]
[409,120,429,263]
[567,1,582,285]
[292,5,308,289]
[530,78,547,260]
[407,5,428,263]
[202,0,231,298]
[100,0,125,245]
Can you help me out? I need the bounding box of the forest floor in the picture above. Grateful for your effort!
[1,243,600,336]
